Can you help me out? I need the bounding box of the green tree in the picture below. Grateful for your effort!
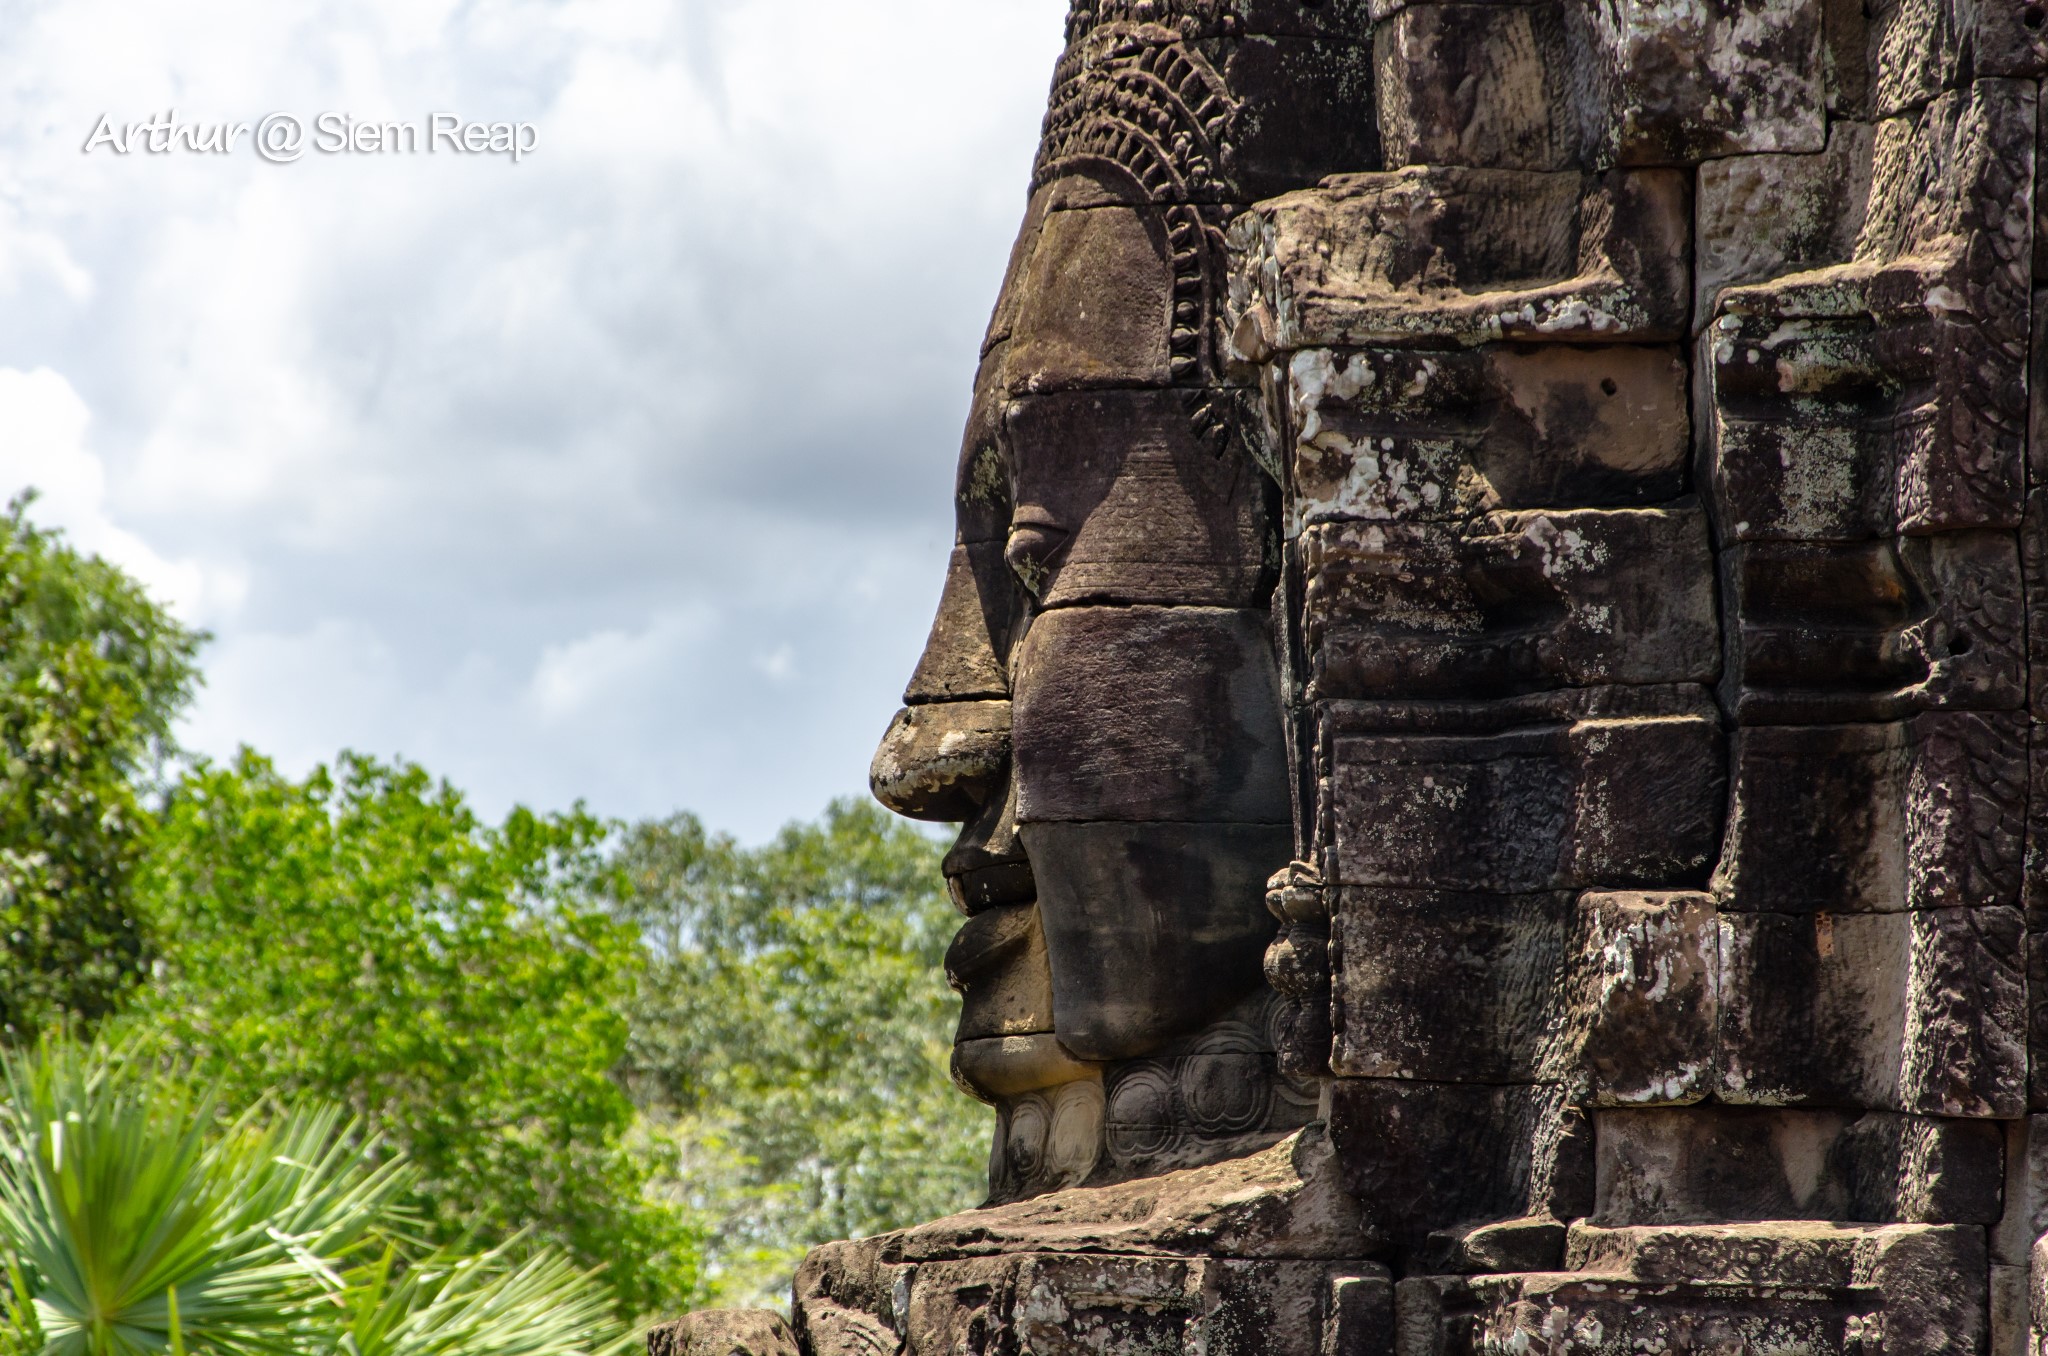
[0,495,205,1040]
[612,800,989,1306]
[118,751,700,1317]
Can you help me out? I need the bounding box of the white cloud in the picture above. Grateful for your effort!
[0,366,245,622]
[0,0,1064,839]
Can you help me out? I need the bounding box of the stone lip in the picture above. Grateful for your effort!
[868,1124,1371,1265]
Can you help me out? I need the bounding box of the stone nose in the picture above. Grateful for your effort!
[868,700,1012,823]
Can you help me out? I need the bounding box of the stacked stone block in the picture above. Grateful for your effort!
[697,0,2048,1351]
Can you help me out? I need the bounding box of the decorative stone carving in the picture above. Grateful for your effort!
[652,0,2048,1351]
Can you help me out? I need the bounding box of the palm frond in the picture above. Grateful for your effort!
[0,1040,412,1356]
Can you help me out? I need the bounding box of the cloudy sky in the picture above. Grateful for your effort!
[0,0,1068,841]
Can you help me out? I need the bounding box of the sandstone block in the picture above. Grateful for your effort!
[1022,820,1291,1062]
[1992,1117,2048,1264]
[996,204,1181,394]
[1273,345,1691,532]
[1374,3,1597,172]
[1572,890,1720,1106]
[1720,533,2026,723]
[1596,0,1829,164]
[947,903,1057,1044]
[1374,0,1826,171]
[1594,1107,2005,1225]
[1711,317,2028,539]
[888,1254,1382,1356]
[1695,122,1875,322]
[1003,389,1270,609]
[955,1035,1098,1106]
[1417,1216,1570,1276]
[2025,490,2048,721]
[1224,37,1381,202]
[1329,888,1572,1083]
[1329,1079,1594,1250]
[646,1311,797,1356]
[1392,1224,1985,1355]
[955,351,1012,547]
[1324,711,1724,891]
[1227,167,1690,354]
[941,776,1035,913]
[1714,714,2028,915]
[881,1124,1372,1264]
[1708,83,2035,536]
[1868,0,2048,118]
[1011,606,1289,825]
[1718,906,2026,1116]
[1298,507,1719,701]
[1544,1222,1988,1356]
[904,542,1013,705]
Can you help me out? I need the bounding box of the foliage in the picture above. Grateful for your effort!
[0,1038,630,1356]
[611,800,989,1307]
[118,752,702,1318]
[0,496,206,1042]
[0,495,204,777]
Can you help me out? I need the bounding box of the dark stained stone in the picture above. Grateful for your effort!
[1323,710,1724,891]
[1714,714,2028,915]
[1718,906,2026,1117]
[1223,37,1381,201]
[1593,1107,2006,1226]
[1373,3,1597,173]
[1003,389,1271,609]
[1023,820,1291,1061]
[1329,887,1573,1084]
[1718,533,2026,724]
[1011,606,1290,825]
[1329,1078,1595,1251]
[1298,508,1719,700]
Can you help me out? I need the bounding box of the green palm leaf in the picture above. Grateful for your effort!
[0,1040,408,1356]
[336,1240,635,1356]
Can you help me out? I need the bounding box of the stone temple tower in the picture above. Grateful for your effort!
[663,0,2048,1350]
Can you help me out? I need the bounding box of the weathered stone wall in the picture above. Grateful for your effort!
[681,0,2048,1352]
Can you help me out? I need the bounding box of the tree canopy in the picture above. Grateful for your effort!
[0,496,204,1041]
[119,751,702,1316]
[611,803,989,1306]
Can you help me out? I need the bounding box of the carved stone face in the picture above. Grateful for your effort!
[870,3,1380,1201]
[873,175,1305,1200]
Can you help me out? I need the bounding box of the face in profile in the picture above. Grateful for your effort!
[865,1,1391,1201]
